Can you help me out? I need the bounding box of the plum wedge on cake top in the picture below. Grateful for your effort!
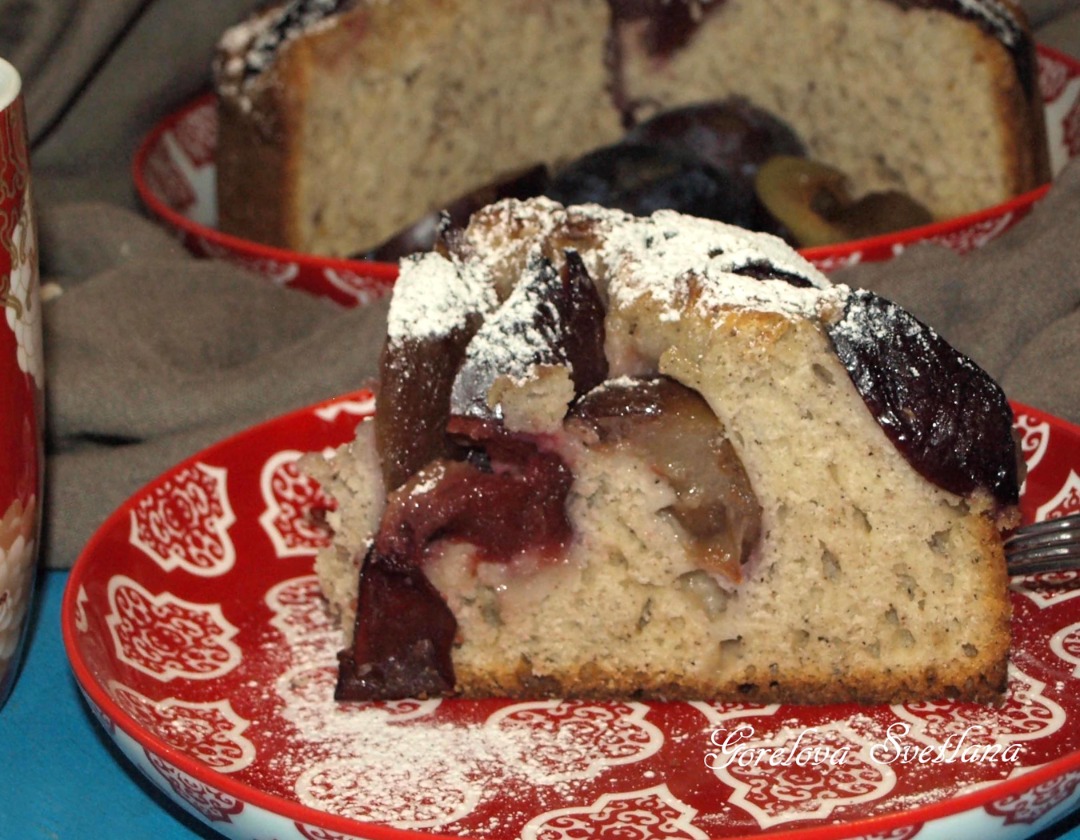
[213,0,1049,259]
[302,197,1022,707]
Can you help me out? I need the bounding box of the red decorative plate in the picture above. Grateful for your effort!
[62,391,1080,840]
[133,46,1080,304]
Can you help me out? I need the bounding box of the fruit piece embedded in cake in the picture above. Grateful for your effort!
[304,197,1021,706]
[214,0,1048,258]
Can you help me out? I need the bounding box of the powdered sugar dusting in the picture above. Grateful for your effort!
[216,0,397,108]
[449,255,569,418]
[455,199,849,325]
[459,196,569,267]
[215,2,341,108]
[280,682,556,829]
[402,199,858,417]
[256,581,667,835]
[387,252,497,343]
[251,592,1064,838]
[953,0,1022,47]
[596,207,849,321]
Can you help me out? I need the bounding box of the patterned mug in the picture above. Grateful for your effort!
[0,56,43,710]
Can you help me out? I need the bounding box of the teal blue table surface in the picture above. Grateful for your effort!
[4,569,1080,840]
[0,571,217,839]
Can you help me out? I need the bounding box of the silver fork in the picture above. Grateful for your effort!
[1005,512,1080,576]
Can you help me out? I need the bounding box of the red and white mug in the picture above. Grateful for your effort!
[0,56,43,710]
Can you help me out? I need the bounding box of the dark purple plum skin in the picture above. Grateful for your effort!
[627,98,806,235]
[452,251,608,420]
[544,142,757,229]
[827,290,1020,508]
[627,98,805,189]
[337,423,573,702]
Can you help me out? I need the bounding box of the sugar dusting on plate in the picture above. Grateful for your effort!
[230,572,1057,839]
[248,576,641,836]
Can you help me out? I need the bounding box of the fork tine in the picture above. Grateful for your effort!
[1006,525,1080,553]
[1007,553,1080,576]
[1005,513,1080,577]
[1008,541,1080,565]
[1008,560,1080,576]
[1004,513,1080,547]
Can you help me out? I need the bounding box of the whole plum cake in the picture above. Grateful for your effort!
[303,198,1021,706]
